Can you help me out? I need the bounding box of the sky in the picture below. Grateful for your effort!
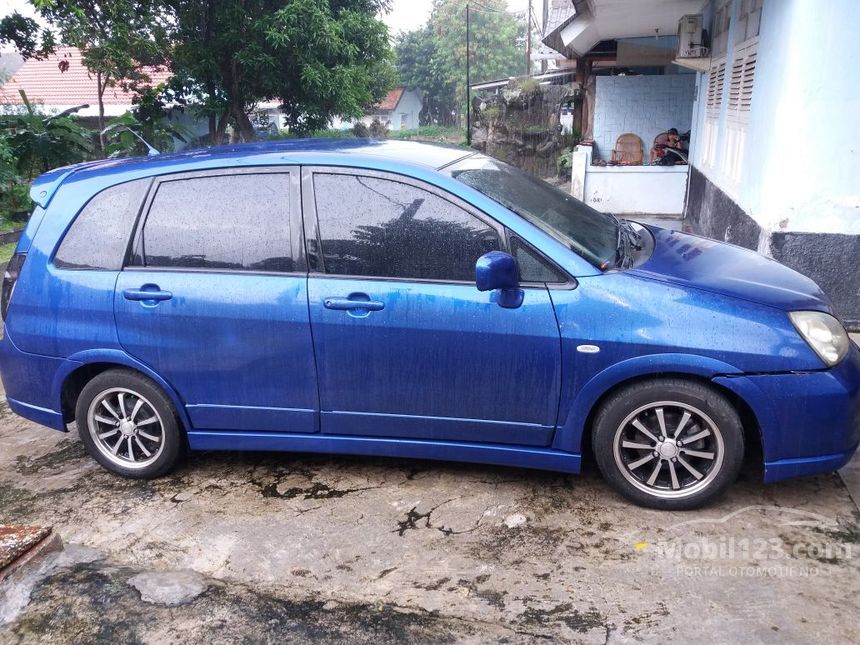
[3,0,536,36]
[383,1,534,35]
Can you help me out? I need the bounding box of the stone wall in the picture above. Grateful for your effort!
[593,74,696,160]
[471,81,578,178]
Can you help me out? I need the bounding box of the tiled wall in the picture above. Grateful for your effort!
[593,74,696,161]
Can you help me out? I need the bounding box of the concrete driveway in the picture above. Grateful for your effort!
[1,382,859,643]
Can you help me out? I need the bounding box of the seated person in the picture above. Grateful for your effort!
[650,128,682,163]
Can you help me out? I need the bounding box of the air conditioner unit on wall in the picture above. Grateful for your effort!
[677,15,709,59]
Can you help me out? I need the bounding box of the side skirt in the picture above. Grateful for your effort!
[186,431,582,474]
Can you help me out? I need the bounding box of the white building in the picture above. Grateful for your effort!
[544,0,860,328]
[329,87,423,132]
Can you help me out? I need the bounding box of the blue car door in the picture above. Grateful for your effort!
[114,168,318,434]
[303,168,562,447]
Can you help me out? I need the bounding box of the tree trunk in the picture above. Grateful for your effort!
[232,101,256,142]
[97,72,106,155]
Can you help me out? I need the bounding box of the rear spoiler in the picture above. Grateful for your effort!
[29,159,105,208]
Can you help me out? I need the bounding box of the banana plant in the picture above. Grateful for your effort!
[0,90,94,179]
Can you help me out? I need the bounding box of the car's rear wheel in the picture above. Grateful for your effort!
[76,369,182,478]
[592,378,744,510]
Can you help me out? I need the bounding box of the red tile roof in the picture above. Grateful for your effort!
[377,87,404,111]
[0,47,171,107]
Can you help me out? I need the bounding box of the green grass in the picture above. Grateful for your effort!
[0,242,17,264]
[0,218,24,233]
[388,125,464,141]
[272,128,355,140]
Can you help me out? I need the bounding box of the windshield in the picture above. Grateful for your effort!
[447,155,619,269]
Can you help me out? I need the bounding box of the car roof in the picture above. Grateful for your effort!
[30,139,474,208]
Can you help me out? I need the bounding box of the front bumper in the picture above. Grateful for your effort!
[714,343,860,483]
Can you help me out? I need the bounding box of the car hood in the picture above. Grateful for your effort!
[629,226,832,312]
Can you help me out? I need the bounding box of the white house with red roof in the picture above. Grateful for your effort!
[331,86,423,132]
[365,87,423,130]
[0,47,171,120]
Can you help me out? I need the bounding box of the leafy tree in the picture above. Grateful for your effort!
[0,2,168,151]
[395,0,526,125]
[164,0,396,143]
[36,1,167,149]
[395,26,456,125]
[0,11,55,59]
[103,85,193,157]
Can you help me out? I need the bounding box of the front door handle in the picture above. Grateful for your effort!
[323,294,384,312]
[123,284,173,303]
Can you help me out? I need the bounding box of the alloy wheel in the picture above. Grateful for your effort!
[86,387,165,470]
[612,400,725,499]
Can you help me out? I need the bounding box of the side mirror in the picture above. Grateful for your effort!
[475,251,524,309]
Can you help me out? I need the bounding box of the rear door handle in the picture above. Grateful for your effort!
[323,295,384,312]
[123,284,173,302]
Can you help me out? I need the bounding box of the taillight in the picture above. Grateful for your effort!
[1,253,27,320]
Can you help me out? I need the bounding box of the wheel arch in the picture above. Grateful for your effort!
[552,353,765,467]
[54,349,192,431]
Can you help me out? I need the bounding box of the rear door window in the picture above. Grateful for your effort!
[54,179,150,270]
[140,173,293,272]
[312,173,500,281]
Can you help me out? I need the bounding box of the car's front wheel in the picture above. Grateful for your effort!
[76,369,182,478]
[592,378,744,510]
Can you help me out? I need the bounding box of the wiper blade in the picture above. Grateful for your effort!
[615,218,642,269]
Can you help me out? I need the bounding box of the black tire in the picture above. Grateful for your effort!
[76,369,182,478]
[591,378,744,510]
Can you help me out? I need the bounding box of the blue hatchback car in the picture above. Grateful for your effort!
[1,140,857,509]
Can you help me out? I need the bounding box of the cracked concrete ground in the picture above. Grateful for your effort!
[1,381,859,643]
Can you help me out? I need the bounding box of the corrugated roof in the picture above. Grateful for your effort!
[544,0,576,37]
[543,0,578,58]
[376,87,404,111]
[0,47,171,107]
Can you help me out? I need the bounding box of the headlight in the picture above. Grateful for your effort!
[789,311,850,367]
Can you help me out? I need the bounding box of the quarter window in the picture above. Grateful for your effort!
[313,174,500,281]
[54,179,149,270]
[511,237,567,284]
[141,173,293,272]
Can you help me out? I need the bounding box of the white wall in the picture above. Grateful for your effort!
[593,74,696,160]
[584,164,689,215]
[690,0,860,235]
[391,90,423,130]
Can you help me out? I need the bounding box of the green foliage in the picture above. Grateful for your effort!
[0,133,16,186]
[273,128,355,139]
[2,1,169,151]
[165,0,396,140]
[396,0,526,124]
[0,11,56,59]
[0,91,93,179]
[387,125,463,141]
[394,25,457,125]
[351,118,388,139]
[0,242,17,264]
[517,78,541,95]
[103,86,193,158]
[0,182,33,223]
[556,131,582,177]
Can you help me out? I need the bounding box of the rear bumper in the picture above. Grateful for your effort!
[714,345,860,483]
[0,330,68,431]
